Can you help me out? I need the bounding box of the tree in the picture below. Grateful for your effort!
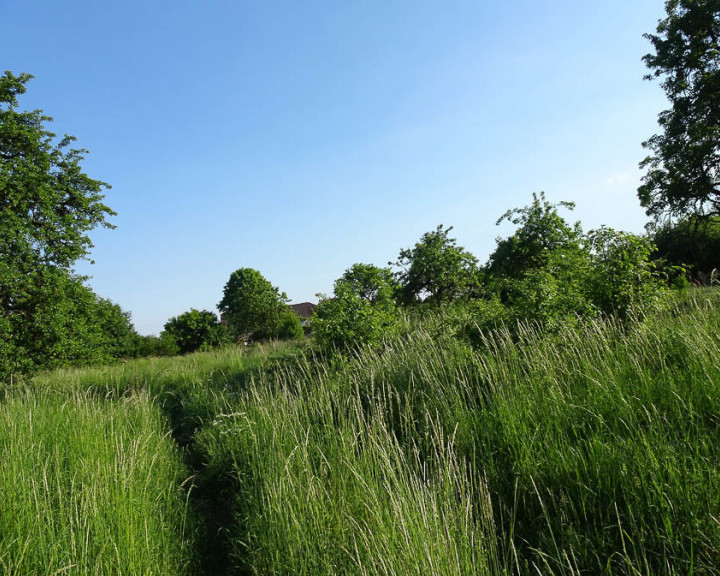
[0,72,114,271]
[0,268,137,377]
[312,265,398,352]
[392,225,478,307]
[338,263,398,304]
[163,309,229,354]
[485,194,667,324]
[129,332,179,358]
[218,268,301,341]
[638,0,720,219]
[487,192,584,279]
[585,227,664,318]
[0,71,116,380]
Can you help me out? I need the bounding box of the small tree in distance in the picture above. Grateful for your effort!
[313,263,398,352]
[218,268,302,342]
[163,309,228,354]
[488,192,583,280]
[339,263,399,304]
[392,225,478,307]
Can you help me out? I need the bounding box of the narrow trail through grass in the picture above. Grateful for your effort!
[12,289,720,575]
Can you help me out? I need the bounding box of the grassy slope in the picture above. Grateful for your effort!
[196,288,720,574]
[8,288,720,575]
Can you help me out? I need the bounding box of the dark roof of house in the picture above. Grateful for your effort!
[290,302,317,318]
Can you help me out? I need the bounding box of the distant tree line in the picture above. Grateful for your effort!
[2,0,718,378]
[311,193,684,352]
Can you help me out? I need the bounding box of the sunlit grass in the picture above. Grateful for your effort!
[0,389,197,575]
[6,288,719,574]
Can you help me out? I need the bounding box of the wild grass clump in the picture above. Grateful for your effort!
[371,288,720,574]
[460,290,720,574]
[0,388,197,575]
[196,362,499,575]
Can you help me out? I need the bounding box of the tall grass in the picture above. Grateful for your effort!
[197,360,499,575]
[0,389,196,575]
[10,288,720,575]
[194,288,720,574]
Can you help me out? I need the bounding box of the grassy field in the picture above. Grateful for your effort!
[5,288,720,574]
[0,389,196,575]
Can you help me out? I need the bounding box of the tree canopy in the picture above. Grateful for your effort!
[313,263,398,352]
[487,192,583,279]
[163,309,229,354]
[0,71,121,380]
[392,225,478,307]
[218,268,301,341]
[338,263,398,304]
[638,0,720,219]
[0,72,114,270]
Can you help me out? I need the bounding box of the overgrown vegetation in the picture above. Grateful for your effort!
[0,388,197,574]
[2,2,720,572]
[9,288,720,575]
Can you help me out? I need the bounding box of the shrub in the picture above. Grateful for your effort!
[313,272,398,352]
[163,309,229,354]
[584,227,665,318]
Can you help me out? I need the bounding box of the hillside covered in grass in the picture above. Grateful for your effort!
[2,288,718,575]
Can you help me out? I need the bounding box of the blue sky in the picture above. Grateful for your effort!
[4,0,668,334]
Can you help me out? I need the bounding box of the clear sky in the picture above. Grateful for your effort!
[3,0,668,335]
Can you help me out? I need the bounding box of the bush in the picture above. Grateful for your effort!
[130,333,180,358]
[163,309,229,354]
[651,215,720,282]
[313,276,398,352]
[584,227,665,318]
[1,268,139,381]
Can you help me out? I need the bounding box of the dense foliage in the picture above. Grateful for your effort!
[0,71,133,381]
[313,194,668,353]
[218,267,302,342]
[0,265,137,379]
[163,308,229,354]
[651,214,720,282]
[393,224,478,306]
[639,0,720,219]
[313,263,398,351]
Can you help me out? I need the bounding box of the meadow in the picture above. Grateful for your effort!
[3,288,720,575]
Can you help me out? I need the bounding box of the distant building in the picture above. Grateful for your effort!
[290,302,316,325]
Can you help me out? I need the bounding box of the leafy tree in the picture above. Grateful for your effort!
[276,308,305,340]
[0,268,136,378]
[218,268,301,341]
[93,295,138,359]
[638,0,720,219]
[488,192,584,279]
[585,227,665,318]
[486,194,668,325]
[130,332,180,358]
[312,263,399,352]
[485,193,591,327]
[0,71,116,379]
[338,263,398,303]
[0,72,114,271]
[392,225,478,307]
[163,308,229,354]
